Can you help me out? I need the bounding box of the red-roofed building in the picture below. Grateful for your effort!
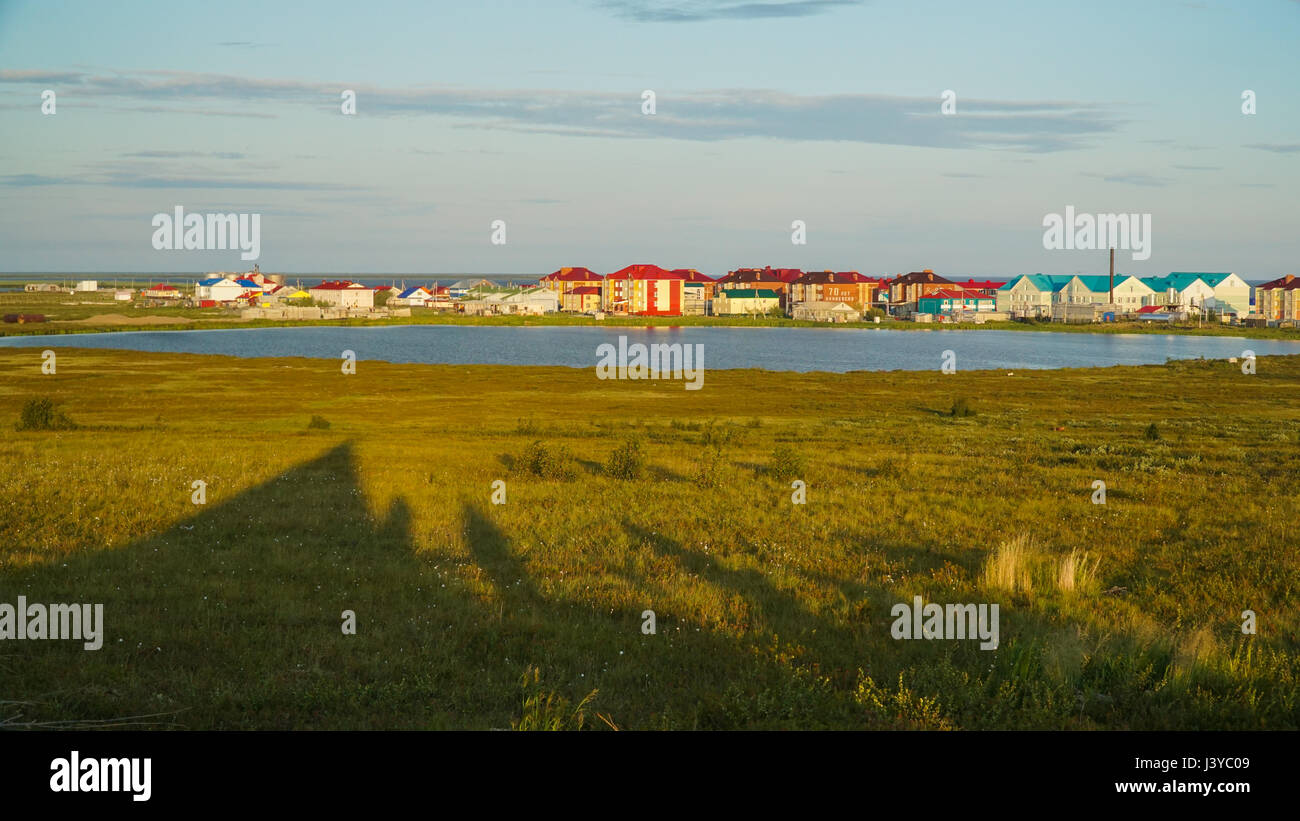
[790,271,879,308]
[541,267,604,297]
[561,285,602,313]
[143,283,181,300]
[1256,274,1300,321]
[951,279,1005,297]
[604,264,686,315]
[309,279,374,309]
[717,267,801,308]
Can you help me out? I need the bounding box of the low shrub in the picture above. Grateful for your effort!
[605,438,644,480]
[15,397,77,431]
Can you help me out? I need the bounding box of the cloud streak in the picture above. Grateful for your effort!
[0,69,1123,153]
[598,0,863,22]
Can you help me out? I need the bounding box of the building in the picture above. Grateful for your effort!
[395,286,434,306]
[448,278,498,298]
[672,269,718,298]
[197,277,253,302]
[1169,272,1250,315]
[790,271,878,309]
[24,283,62,293]
[561,285,602,313]
[499,287,559,315]
[997,274,1067,317]
[540,267,603,295]
[1256,274,1300,321]
[1110,275,1157,312]
[917,289,995,314]
[309,280,375,309]
[716,267,802,306]
[949,279,1005,298]
[712,288,781,316]
[1142,274,1215,313]
[792,301,862,323]
[74,280,98,292]
[887,270,953,312]
[603,264,686,316]
[143,283,182,300]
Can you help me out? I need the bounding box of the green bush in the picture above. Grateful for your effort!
[1144,422,1160,441]
[951,397,975,418]
[692,446,729,489]
[766,444,805,481]
[519,440,576,480]
[605,438,644,480]
[307,415,331,430]
[15,397,77,431]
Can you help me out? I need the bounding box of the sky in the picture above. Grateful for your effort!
[0,0,1298,278]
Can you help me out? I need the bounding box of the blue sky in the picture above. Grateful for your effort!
[1,0,1297,277]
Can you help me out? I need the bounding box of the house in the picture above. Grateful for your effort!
[712,288,781,316]
[1110,275,1157,312]
[309,280,375,309]
[395,286,434,306]
[498,287,559,315]
[197,277,251,302]
[24,283,61,292]
[561,285,602,313]
[1255,274,1300,321]
[792,301,862,323]
[1140,274,1214,312]
[448,278,498,298]
[950,279,1005,298]
[143,283,182,300]
[917,289,995,314]
[887,270,953,313]
[113,290,132,302]
[997,274,1071,317]
[1172,272,1250,315]
[672,269,717,298]
[790,271,878,309]
[717,267,801,306]
[541,267,604,295]
[603,264,686,316]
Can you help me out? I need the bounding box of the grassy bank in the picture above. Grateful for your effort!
[1,349,1298,729]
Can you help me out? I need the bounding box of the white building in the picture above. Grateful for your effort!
[309,280,375,309]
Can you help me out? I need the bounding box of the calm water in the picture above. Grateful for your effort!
[1,325,1294,372]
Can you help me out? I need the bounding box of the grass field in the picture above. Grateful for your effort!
[1,347,1298,729]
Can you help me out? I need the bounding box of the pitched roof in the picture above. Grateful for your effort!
[311,280,361,290]
[892,269,952,286]
[1256,274,1298,290]
[952,278,1004,290]
[606,264,685,280]
[235,279,259,287]
[1171,271,1234,287]
[921,289,992,300]
[671,268,715,282]
[544,267,602,281]
[398,287,431,298]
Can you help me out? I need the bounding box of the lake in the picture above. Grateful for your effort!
[0,325,1293,372]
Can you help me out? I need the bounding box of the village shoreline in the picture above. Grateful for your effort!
[6,311,1300,341]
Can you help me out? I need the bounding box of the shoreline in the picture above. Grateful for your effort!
[4,312,1300,341]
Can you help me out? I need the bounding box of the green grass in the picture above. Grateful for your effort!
[1,348,1298,729]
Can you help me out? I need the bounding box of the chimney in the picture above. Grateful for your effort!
[1109,247,1115,304]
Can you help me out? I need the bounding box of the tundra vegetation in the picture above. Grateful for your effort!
[0,348,1297,730]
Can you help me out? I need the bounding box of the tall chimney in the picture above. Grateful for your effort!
[1109,247,1115,304]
